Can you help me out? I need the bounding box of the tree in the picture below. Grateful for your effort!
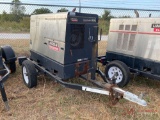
[102,10,114,21]
[57,8,68,13]
[10,0,25,15]
[1,11,8,21]
[32,8,52,15]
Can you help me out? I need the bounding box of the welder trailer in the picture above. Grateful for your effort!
[18,12,147,106]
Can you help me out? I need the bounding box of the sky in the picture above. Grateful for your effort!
[0,0,160,17]
[0,0,160,10]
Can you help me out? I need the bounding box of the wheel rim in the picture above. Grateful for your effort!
[108,66,123,83]
[23,66,29,84]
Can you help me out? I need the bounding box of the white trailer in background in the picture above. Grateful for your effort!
[100,18,160,87]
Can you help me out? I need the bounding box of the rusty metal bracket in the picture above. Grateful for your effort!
[108,84,123,105]
[75,61,89,77]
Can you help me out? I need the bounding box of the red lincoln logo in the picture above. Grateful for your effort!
[154,28,160,32]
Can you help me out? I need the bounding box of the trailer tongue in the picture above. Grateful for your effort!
[81,83,147,106]
[81,76,147,106]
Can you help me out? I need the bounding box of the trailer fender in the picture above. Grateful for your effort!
[1,45,16,63]
[1,45,17,73]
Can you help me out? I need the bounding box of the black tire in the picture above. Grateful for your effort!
[105,60,130,87]
[22,60,37,88]
[8,62,16,73]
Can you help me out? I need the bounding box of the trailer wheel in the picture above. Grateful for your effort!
[22,60,37,88]
[105,60,130,87]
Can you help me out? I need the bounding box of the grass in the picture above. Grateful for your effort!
[0,39,160,120]
[98,41,107,56]
[0,17,30,33]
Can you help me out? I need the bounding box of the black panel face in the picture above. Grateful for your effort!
[63,13,98,65]
[64,23,98,65]
[70,24,84,49]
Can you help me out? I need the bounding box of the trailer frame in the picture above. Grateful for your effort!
[18,57,147,107]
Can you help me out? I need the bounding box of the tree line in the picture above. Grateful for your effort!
[0,0,131,23]
[0,0,131,33]
[0,0,69,22]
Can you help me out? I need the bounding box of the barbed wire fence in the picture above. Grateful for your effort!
[0,2,160,55]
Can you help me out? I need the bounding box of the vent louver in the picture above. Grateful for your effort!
[116,24,137,51]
